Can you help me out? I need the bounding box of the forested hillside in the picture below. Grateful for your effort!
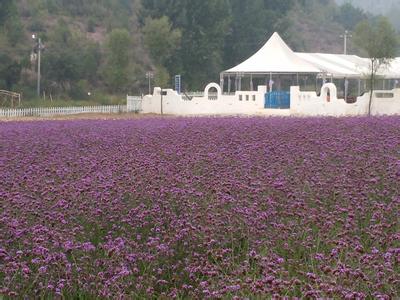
[335,0,400,15]
[0,0,375,101]
[335,0,400,30]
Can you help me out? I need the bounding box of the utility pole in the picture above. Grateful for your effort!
[145,72,154,95]
[340,30,352,55]
[32,35,43,97]
[37,37,42,98]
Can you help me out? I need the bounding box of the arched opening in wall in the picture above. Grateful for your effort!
[322,86,331,102]
[208,87,218,100]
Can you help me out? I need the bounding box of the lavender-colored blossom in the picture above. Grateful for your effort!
[0,116,399,298]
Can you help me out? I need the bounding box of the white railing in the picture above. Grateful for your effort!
[127,96,142,112]
[0,105,129,118]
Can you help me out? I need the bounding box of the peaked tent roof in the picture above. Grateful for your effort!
[224,32,321,74]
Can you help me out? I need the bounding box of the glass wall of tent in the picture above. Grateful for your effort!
[221,72,400,104]
[220,73,391,96]
[318,77,400,103]
[220,73,319,94]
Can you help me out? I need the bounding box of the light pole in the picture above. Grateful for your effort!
[340,30,352,55]
[145,72,154,95]
[32,34,43,97]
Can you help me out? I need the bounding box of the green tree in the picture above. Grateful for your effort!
[42,49,81,91]
[41,21,102,97]
[334,3,366,30]
[5,14,24,46]
[154,65,170,88]
[0,0,14,26]
[0,0,23,46]
[178,0,231,89]
[50,19,73,46]
[224,0,293,69]
[142,0,231,89]
[142,16,181,66]
[223,0,266,68]
[0,54,21,90]
[80,43,101,84]
[354,17,398,115]
[103,28,133,92]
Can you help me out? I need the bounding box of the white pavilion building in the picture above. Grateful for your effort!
[221,32,400,104]
[136,32,400,116]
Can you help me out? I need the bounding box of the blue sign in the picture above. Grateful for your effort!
[175,75,181,94]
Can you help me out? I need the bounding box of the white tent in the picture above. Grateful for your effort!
[223,32,400,79]
[295,53,366,78]
[224,32,321,74]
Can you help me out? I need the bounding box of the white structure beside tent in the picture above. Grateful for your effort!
[137,32,400,116]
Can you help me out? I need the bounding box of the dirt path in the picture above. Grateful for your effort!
[0,113,167,122]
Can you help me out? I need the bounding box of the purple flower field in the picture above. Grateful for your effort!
[1,117,400,299]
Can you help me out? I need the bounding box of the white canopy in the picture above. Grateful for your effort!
[224,32,321,74]
[223,32,400,79]
[295,53,366,78]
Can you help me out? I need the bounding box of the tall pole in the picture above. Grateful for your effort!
[145,72,153,95]
[37,38,42,97]
[148,75,151,95]
[340,30,352,55]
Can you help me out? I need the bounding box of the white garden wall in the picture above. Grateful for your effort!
[370,90,400,115]
[290,84,368,116]
[141,85,275,115]
[139,82,400,117]
[291,84,400,116]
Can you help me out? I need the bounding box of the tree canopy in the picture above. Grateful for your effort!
[0,0,398,100]
[354,17,398,60]
[354,16,399,114]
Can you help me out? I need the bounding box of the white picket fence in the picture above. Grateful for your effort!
[0,105,130,118]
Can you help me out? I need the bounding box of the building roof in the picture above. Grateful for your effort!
[295,53,367,78]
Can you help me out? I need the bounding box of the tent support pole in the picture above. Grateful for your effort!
[234,74,237,92]
[269,72,272,92]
